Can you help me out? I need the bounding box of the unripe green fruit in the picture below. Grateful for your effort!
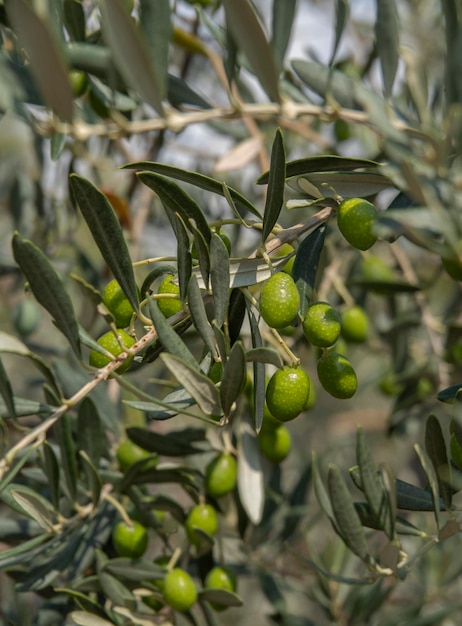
[157,275,182,318]
[266,366,310,422]
[69,70,88,97]
[361,256,394,283]
[259,273,300,329]
[185,504,218,546]
[204,566,237,611]
[102,279,135,328]
[337,198,378,251]
[117,439,156,472]
[303,302,341,347]
[378,372,404,396]
[317,352,358,399]
[334,118,351,142]
[258,424,292,463]
[277,243,296,274]
[112,520,148,558]
[341,306,369,343]
[89,329,135,373]
[205,453,237,498]
[163,568,197,612]
[13,299,40,337]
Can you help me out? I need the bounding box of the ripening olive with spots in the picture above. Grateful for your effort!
[341,306,369,343]
[163,568,197,612]
[89,329,135,373]
[112,520,148,558]
[265,366,310,422]
[258,423,292,463]
[259,272,300,329]
[205,452,237,498]
[185,504,218,546]
[317,352,358,399]
[303,302,341,347]
[204,566,237,611]
[337,197,378,251]
[157,274,182,318]
[102,279,136,328]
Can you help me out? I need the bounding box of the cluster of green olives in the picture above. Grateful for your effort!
[113,439,237,614]
[258,266,370,405]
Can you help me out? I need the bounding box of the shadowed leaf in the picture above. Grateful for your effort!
[12,234,81,358]
[262,129,286,243]
[70,175,139,314]
[222,0,280,102]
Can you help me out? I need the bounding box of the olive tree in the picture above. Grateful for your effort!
[1,1,462,624]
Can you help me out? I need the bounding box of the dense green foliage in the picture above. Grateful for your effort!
[1,1,462,625]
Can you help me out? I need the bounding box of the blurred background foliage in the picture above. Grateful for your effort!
[1,0,462,625]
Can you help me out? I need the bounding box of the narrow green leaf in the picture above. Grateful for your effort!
[246,347,283,369]
[292,225,327,317]
[238,415,264,524]
[9,487,56,532]
[161,353,222,417]
[79,450,102,505]
[291,59,358,108]
[50,132,67,161]
[425,414,452,511]
[247,303,265,433]
[257,155,380,184]
[6,0,74,121]
[42,443,60,511]
[137,171,211,245]
[55,413,78,502]
[123,161,261,219]
[126,426,206,456]
[55,589,109,620]
[210,232,230,328]
[312,453,337,528]
[12,233,81,358]
[139,0,171,103]
[414,444,441,531]
[380,465,397,540]
[103,557,166,582]
[228,288,246,345]
[350,466,446,512]
[328,464,370,562]
[193,255,287,290]
[222,0,280,103]
[287,171,393,199]
[0,518,43,541]
[262,129,286,243]
[63,0,86,42]
[69,175,138,313]
[191,223,211,292]
[99,0,164,115]
[0,355,15,420]
[167,74,212,109]
[375,0,399,98]
[96,550,136,610]
[357,427,393,538]
[77,397,105,468]
[188,275,218,359]
[66,612,115,626]
[173,213,192,302]
[126,390,196,421]
[148,298,198,371]
[354,502,425,537]
[212,322,229,366]
[271,0,297,72]
[330,0,349,65]
[220,341,246,417]
[437,384,462,403]
[199,588,243,608]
